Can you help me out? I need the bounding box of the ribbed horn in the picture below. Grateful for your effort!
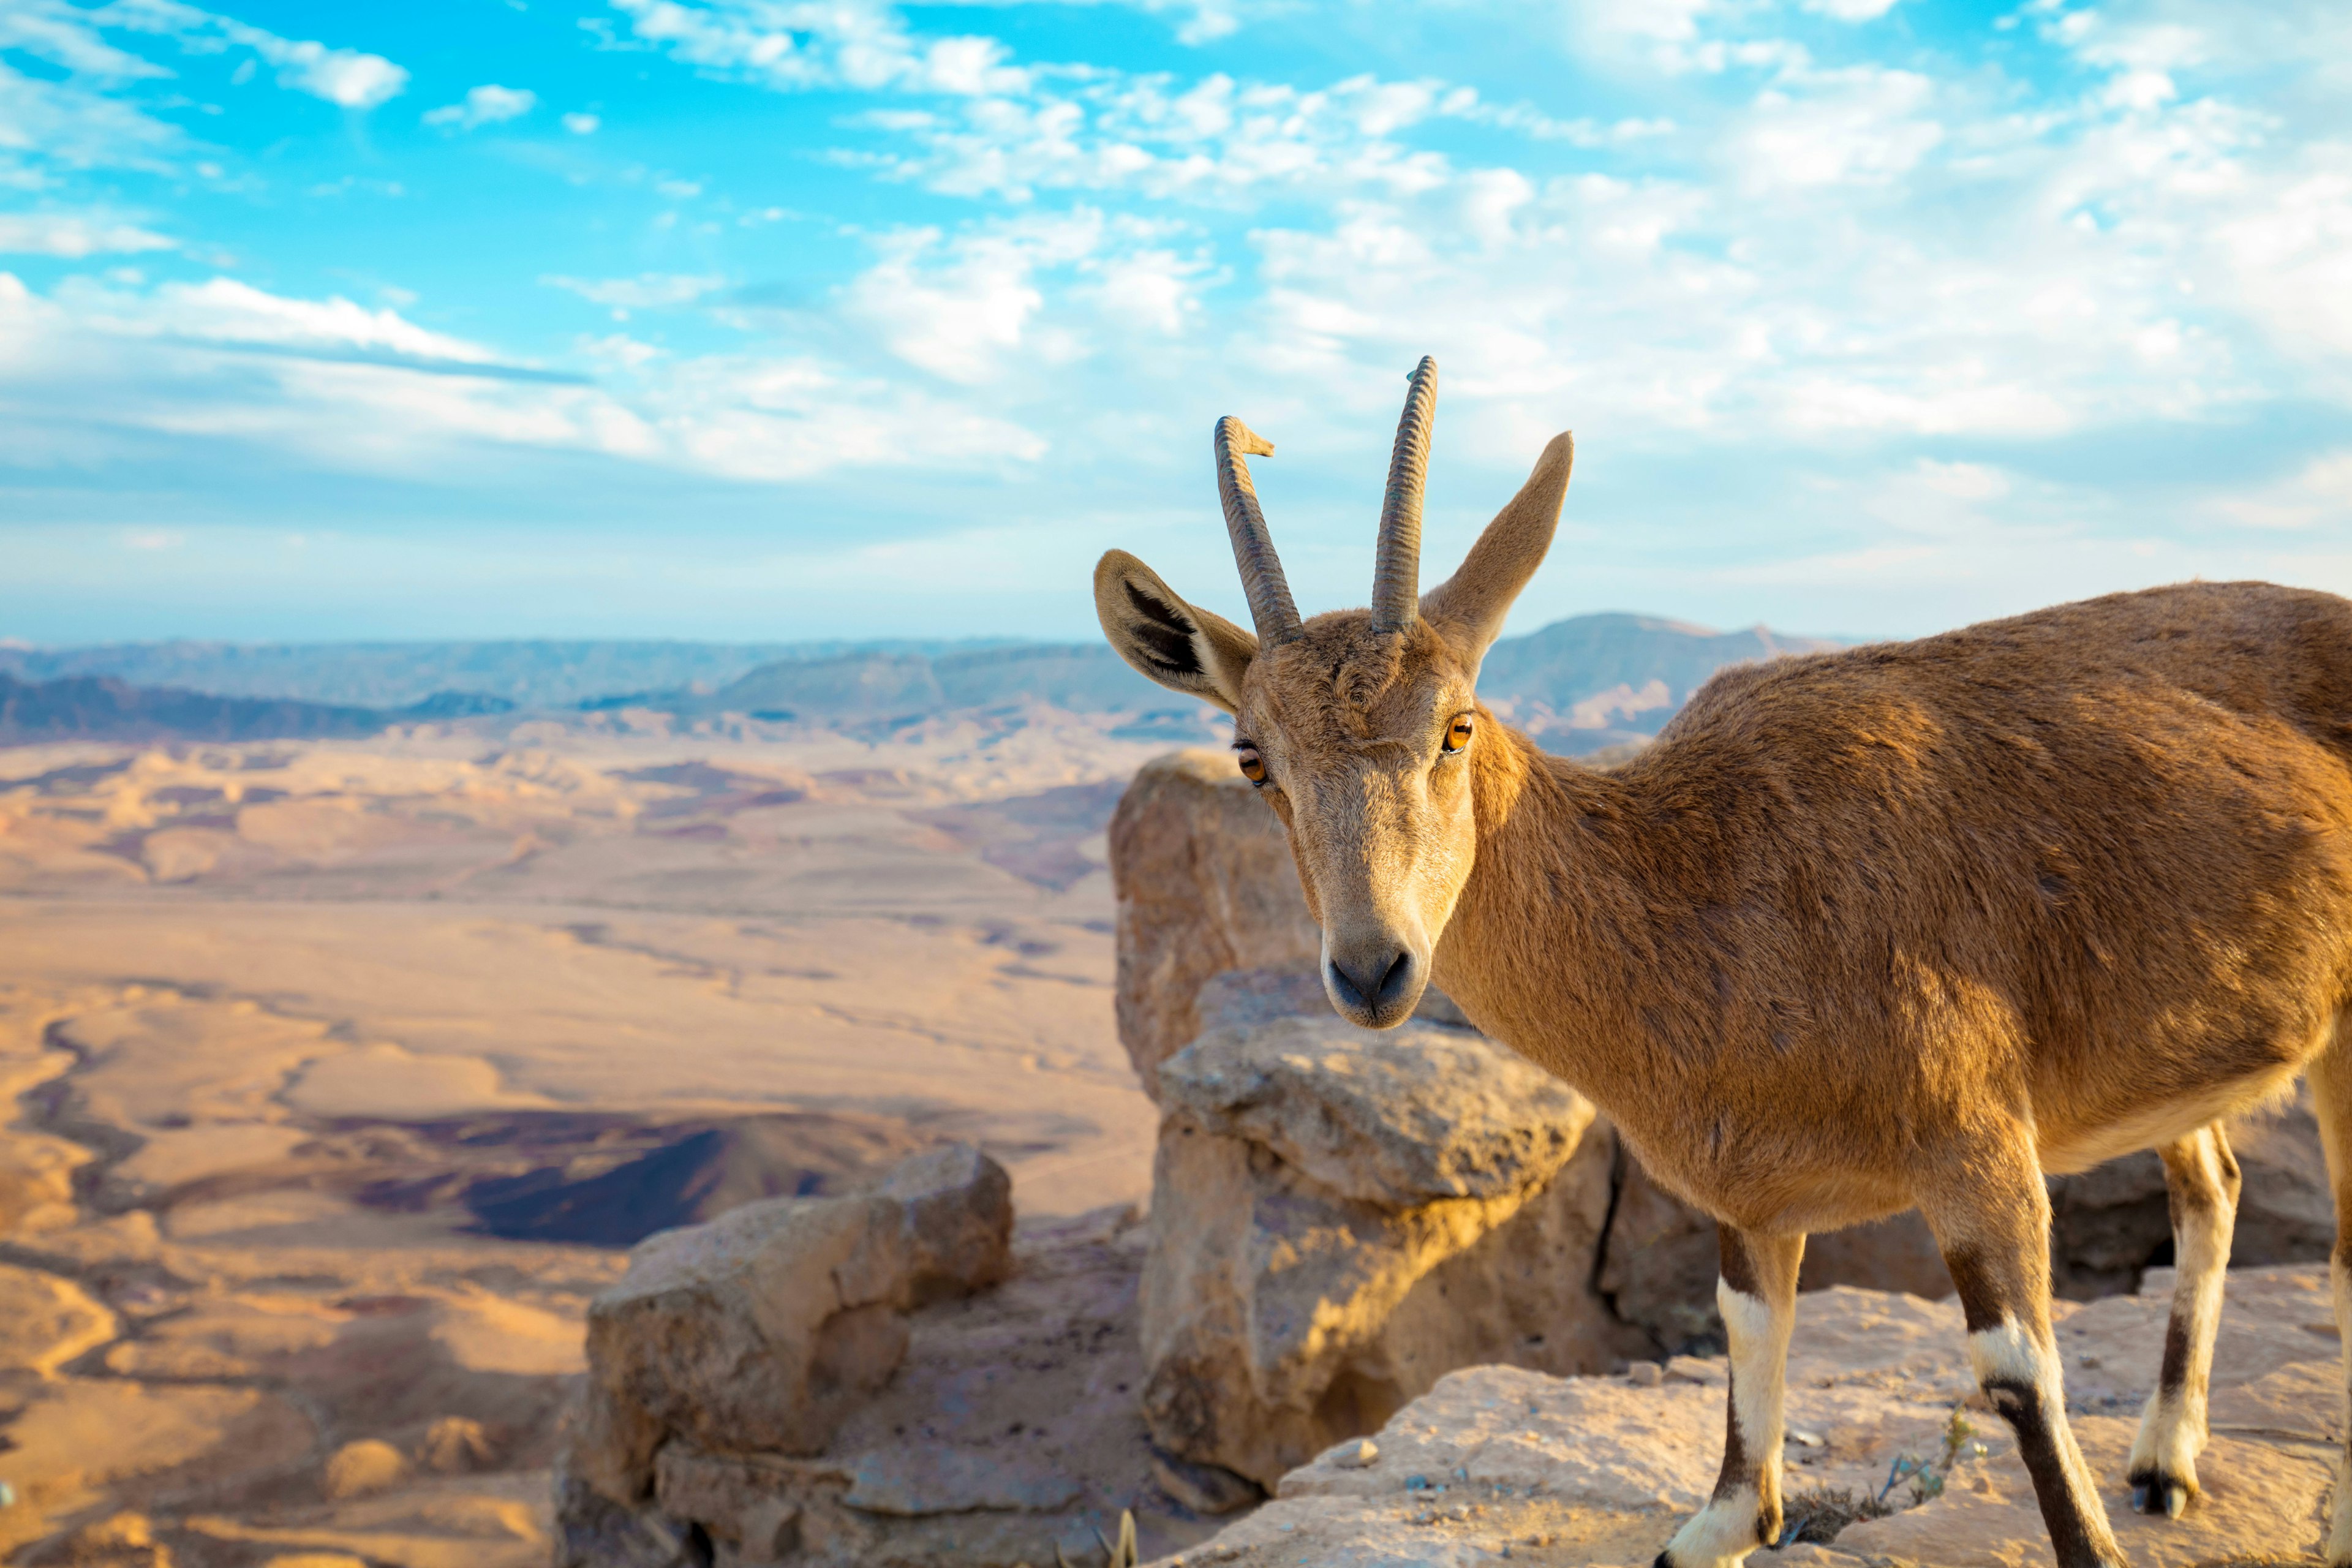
[1371,356,1436,632]
[1214,415,1302,646]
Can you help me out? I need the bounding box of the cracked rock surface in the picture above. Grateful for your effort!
[1150,1265,2339,1567]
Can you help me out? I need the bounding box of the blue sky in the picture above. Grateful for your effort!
[1,0,2347,645]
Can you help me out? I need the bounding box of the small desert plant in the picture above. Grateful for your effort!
[1776,1487,1898,1545]
[1878,1409,1986,1506]
[1775,1409,1988,1546]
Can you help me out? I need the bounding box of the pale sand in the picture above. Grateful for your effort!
[0,712,1175,1562]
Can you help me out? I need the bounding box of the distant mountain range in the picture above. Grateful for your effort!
[0,671,514,747]
[0,637,1010,710]
[0,615,1844,754]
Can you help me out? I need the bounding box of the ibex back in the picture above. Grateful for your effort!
[1095,357,2352,1568]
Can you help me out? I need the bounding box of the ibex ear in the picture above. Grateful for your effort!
[1420,432,1574,667]
[1095,549,1257,714]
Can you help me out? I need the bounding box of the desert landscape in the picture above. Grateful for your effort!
[0,692,1185,1566]
[3,622,2340,1568]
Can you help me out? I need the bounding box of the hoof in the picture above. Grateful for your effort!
[2127,1470,2190,1519]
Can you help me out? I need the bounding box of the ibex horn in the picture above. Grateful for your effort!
[1371,355,1436,633]
[1214,415,1302,646]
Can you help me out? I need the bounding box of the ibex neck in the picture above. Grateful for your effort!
[1432,720,1687,1104]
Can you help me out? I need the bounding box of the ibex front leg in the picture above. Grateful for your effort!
[2128,1121,2239,1517]
[1924,1137,2127,1568]
[1656,1226,1803,1568]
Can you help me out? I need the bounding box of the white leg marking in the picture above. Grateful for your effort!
[1971,1319,2109,1544]
[2129,1134,2231,1514]
[1662,1279,1794,1568]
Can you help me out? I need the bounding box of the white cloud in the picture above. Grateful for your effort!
[0,211,175,255]
[562,110,601,134]
[1732,66,1942,189]
[2211,451,2352,531]
[0,2,170,80]
[423,83,537,130]
[838,210,1210,382]
[543,272,727,309]
[67,274,500,363]
[608,0,1028,97]
[1801,0,1901,20]
[94,0,410,109]
[0,56,187,178]
[0,268,1048,485]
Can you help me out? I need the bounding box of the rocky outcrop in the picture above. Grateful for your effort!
[1140,1013,1648,1488]
[557,1202,1234,1568]
[1109,751,1323,1101]
[1153,1264,2341,1567]
[566,1144,1014,1510]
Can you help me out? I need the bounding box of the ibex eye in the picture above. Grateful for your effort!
[1442,715,1474,753]
[1236,746,1267,783]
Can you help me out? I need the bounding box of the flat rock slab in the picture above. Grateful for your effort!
[1157,1266,2341,1568]
[1831,1416,2331,1567]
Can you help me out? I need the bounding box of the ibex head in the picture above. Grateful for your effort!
[1096,358,1574,1028]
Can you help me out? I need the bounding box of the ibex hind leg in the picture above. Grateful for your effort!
[2127,1121,2239,1518]
[1919,1135,2127,1568]
[1654,1227,1803,1568]
[2307,1027,2352,1566]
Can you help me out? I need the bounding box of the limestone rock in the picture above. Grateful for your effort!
[1142,1015,1645,1487]
[1150,1450,1262,1516]
[1159,1015,1594,1207]
[842,1445,1083,1515]
[871,1142,1016,1306]
[570,1142,1013,1503]
[1834,1417,2329,1566]
[1155,1266,2339,1568]
[1109,751,1322,1102]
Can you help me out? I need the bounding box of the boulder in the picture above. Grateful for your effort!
[1110,751,1323,1101]
[560,1203,1234,1568]
[567,1144,1012,1504]
[1153,1265,2338,1568]
[1140,1014,1648,1487]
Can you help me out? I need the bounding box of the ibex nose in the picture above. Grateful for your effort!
[1324,944,1419,1023]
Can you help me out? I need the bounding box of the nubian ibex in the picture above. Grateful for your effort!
[1095,356,2352,1568]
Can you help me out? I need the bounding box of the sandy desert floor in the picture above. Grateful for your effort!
[0,712,1177,1565]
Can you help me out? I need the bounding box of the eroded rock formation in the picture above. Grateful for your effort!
[1109,751,1322,1101]
[1140,1013,1646,1487]
[565,1145,1014,1507]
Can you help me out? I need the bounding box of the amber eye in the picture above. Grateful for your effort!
[1236,746,1267,783]
[1442,714,1474,754]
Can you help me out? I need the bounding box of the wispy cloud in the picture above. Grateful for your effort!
[0,210,175,257]
[6,0,2352,641]
[423,83,537,131]
[95,0,410,109]
[542,272,727,310]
